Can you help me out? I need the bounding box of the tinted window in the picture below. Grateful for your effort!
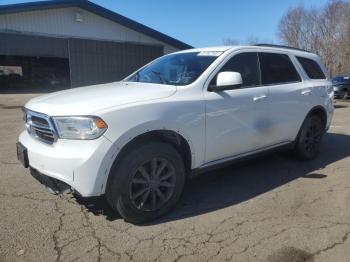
[211,52,260,87]
[297,57,326,79]
[259,53,301,85]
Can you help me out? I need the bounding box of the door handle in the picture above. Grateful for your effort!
[253,95,267,102]
[301,89,312,96]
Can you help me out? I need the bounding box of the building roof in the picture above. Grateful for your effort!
[0,0,192,50]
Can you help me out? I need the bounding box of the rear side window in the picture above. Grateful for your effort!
[211,52,260,87]
[297,57,326,79]
[259,53,301,85]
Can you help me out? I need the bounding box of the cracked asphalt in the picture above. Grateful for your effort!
[0,93,350,262]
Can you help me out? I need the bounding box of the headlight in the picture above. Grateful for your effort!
[52,116,108,140]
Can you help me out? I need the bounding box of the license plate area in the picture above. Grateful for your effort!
[16,142,29,168]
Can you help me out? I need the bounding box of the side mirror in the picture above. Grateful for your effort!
[208,72,243,92]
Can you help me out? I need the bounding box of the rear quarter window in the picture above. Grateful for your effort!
[296,56,326,80]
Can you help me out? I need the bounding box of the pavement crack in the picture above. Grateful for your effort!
[312,229,350,257]
[80,205,102,262]
[53,201,65,262]
[238,228,289,255]
[0,161,19,165]
[0,192,54,202]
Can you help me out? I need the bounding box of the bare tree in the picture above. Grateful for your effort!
[278,0,350,76]
[223,38,240,45]
[245,35,262,45]
[223,36,274,46]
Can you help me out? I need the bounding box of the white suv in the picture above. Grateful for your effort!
[17,45,334,223]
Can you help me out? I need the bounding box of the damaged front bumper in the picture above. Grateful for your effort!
[29,167,77,195]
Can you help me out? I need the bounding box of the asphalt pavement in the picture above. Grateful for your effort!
[0,94,349,262]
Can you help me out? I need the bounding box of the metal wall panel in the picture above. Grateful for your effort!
[0,32,68,58]
[0,7,180,54]
[68,38,163,87]
[0,31,164,88]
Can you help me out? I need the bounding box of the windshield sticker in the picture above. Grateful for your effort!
[197,51,223,57]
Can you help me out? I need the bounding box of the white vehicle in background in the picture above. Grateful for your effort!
[17,44,334,223]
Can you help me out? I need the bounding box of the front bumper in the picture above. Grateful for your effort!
[18,131,117,197]
[29,167,72,195]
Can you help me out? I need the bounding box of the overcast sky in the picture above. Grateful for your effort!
[1,0,330,47]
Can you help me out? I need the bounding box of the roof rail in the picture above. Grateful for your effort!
[254,44,310,53]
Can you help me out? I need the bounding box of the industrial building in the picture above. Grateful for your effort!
[0,0,192,92]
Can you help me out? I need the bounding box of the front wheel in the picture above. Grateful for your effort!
[294,115,324,161]
[106,142,186,224]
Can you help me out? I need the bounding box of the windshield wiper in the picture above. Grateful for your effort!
[151,71,168,84]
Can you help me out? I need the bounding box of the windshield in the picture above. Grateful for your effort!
[125,51,223,86]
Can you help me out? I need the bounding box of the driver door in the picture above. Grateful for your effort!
[204,52,269,163]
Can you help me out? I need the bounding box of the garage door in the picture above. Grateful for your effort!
[0,32,68,58]
[0,33,70,93]
[68,39,163,87]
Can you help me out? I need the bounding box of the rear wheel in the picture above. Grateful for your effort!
[106,142,185,224]
[294,115,324,160]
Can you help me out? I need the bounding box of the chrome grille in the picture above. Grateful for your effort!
[24,109,57,145]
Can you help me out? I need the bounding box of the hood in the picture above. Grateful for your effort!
[25,82,177,116]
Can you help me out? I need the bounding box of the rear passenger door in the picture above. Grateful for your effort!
[259,52,310,145]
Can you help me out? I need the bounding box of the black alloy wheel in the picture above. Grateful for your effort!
[129,157,176,212]
[106,141,186,224]
[294,115,324,160]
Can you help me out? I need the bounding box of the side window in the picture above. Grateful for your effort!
[296,56,326,79]
[259,53,301,85]
[210,52,260,87]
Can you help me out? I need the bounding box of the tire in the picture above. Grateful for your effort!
[340,89,348,100]
[294,115,325,161]
[106,141,186,224]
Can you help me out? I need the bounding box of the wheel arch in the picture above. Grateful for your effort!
[294,105,328,142]
[103,129,194,194]
[306,105,328,129]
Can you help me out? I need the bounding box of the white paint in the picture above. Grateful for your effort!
[19,46,334,196]
[216,72,242,87]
